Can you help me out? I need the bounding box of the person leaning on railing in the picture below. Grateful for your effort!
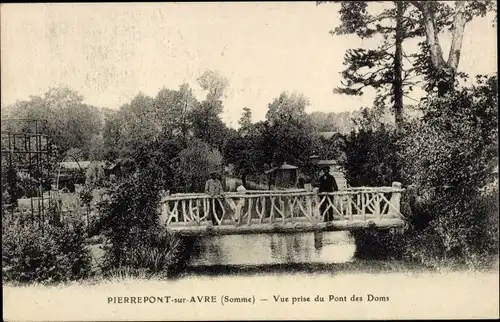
[205,171,224,226]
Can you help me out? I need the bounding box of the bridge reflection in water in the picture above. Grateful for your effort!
[188,231,356,267]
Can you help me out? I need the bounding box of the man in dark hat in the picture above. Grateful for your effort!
[205,171,224,225]
[318,166,338,222]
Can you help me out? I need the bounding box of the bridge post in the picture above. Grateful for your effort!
[305,194,313,222]
[388,181,402,217]
[159,199,169,226]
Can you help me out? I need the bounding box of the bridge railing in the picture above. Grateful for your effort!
[159,182,404,227]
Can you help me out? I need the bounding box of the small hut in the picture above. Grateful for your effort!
[265,162,299,189]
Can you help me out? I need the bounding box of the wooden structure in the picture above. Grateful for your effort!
[1,118,54,223]
[160,182,405,236]
[265,162,299,188]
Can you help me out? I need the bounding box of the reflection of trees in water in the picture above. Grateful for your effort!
[270,235,283,261]
[270,233,314,263]
[190,232,355,266]
[314,231,323,255]
[192,236,228,265]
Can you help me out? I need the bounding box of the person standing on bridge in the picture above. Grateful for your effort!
[205,171,224,226]
[318,166,338,222]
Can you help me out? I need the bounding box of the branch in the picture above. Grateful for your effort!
[403,94,421,103]
[365,12,395,25]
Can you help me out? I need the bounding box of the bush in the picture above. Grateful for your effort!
[128,228,187,276]
[403,187,499,268]
[97,165,186,275]
[2,213,91,283]
[398,75,498,268]
[340,124,400,187]
[341,75,498,268]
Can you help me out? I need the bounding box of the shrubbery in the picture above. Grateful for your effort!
[2,213,92,283]
[96,164,186,275]
[343,74,499,268]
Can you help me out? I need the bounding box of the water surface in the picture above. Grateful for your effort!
[188,231,356,266]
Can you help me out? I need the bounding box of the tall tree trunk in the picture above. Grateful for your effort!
[413,1,468,95]
[394,1,404,128]
[182,99,188,148]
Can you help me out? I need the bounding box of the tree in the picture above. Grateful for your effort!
[116,93,158,156]
[153,83,199,146]
[324,1,495,123]
[5,87,103,160]
[325,1,423,127]
[174,139,223,192]
[238,107,252,134]
[189,101,229,151]
[263,92,319,167]
[190,70,231,150]
[308,110,358,133]
[411,1,496,94]
[197,69,229,103]
[266,92,309,126]
[223,123,267,185]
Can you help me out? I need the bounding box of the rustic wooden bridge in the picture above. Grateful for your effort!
[159,182,405,236]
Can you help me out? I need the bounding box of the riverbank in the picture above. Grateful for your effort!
[4,267,499,320]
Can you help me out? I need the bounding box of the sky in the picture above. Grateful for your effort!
[1,2,497,127]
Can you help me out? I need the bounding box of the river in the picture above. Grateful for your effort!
[188,231,356,267]
[3,231,499,320]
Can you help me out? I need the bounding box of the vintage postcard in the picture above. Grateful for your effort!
[2,2,499,321]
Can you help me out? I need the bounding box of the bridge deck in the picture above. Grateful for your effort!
[167,217,404,236]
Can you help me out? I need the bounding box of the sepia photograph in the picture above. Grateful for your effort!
[1,1,499,320]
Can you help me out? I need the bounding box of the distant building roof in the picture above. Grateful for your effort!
[59,161,104,170]
[264,162,298,174]
[319,131,337,140]
[316,159,338,166]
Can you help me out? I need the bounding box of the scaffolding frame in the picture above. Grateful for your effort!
[1,118,54,226]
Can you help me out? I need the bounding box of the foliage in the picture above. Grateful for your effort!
[410,1,496,93]
[340,73,498,267]
[97,165,161,268]
[400,75,498,190]
[397,74,499,266]
[154,83,199,141]
[223,124,266,184]
[223,91,323,182]
[308,111,357,134]
[197,69,229,103]
[340,120,400,187]
[266,92,309,126]
[324,1,496,122]
[96,164,185,274]
[190,101,229,151]
[99,70,231,193]
[128,228,186,275]
[264,92,320,167]
[2,214,92,283]
[238,107,253,133]
[326,1,423,121]
[175,140,223,192]
[3,87,103,160]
